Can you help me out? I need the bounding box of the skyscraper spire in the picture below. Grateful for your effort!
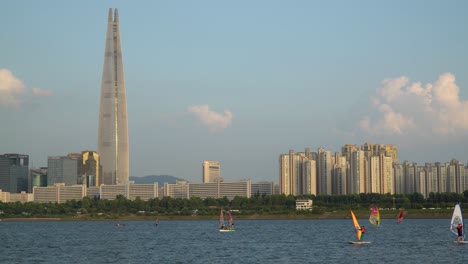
[108,8,113,22]
[114,8,119,22]
[98,8,129,185]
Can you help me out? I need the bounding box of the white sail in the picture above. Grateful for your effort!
[450,204,463,236]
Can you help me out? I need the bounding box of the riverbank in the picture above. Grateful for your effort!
[1,218,62,222]
[0,209,455,222]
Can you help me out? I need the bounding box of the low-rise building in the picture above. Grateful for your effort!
[296,198,313,210]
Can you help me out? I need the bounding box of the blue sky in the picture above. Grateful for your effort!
[1,0,468,183]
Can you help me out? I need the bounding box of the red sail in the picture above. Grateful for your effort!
[227,211,234,228]
[397,209,404,224]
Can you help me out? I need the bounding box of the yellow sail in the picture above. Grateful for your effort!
[351,210,361,241]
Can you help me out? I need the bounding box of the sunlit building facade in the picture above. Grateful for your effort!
[202,161,222,183]
[80,151,101,187]
[97,8,129,185]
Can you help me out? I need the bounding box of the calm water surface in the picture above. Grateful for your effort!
[1,218,466,263]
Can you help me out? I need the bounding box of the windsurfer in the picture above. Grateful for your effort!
[359,226,366,241]
[457,223,464,242]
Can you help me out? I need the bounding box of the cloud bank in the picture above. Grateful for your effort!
[359,72,468,137]
[0,68,53,109]
[187,104,233,133]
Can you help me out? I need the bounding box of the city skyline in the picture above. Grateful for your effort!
[1,1,468,183]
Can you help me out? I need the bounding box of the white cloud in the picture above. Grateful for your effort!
[187,104,233,133]
[0,69,26,108]
[359,73,468,136]
[0,68,53,109]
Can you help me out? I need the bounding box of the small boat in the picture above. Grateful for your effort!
[349,210,370,244]
[219,208,235,232]
[397,209,405,224]
[115,223,125,227]
[369,204,380,226]
[450,203,468,243]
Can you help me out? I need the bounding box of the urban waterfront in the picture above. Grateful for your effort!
[1,218,466,263]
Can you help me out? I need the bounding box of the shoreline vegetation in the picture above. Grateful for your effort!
[1,192,464,222]
[0,209,455,222]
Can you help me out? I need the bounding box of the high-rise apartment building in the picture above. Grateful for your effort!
[317,148,333,195]
[0,154,29,193]
[381,155,394,194]
[279,153,293,195]
[304,159,317,195]
[202,161,222,183]
[383,144,398,163]
[97,8,129,185]
[279,150,302,195]
[349,149,365,194]
[332,154,347,195]
[279,149,318,196]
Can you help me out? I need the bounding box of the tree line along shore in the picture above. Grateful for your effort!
[0,192,464,221]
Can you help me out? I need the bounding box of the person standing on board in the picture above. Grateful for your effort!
[457,223,464,242]
[359,226,366,241]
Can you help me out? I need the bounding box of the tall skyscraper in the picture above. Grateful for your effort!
[98,8,129,185]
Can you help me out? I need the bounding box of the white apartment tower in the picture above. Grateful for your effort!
[279,150,317,196]
[369,156,381,193]
[317,148,333,195]
[279,150,298,195]
[350,149,365,194]
[332,154,347,195]
[304,160,317,195]
[381,155,394,194]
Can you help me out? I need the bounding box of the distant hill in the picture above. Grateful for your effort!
[129,175,184,186]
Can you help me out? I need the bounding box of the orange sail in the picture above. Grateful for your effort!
[351,210,361,241]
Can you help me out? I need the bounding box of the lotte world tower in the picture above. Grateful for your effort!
[97,8,129,185]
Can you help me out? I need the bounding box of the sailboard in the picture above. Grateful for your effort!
[397,209,404,224]
[369,205,380,226]
[219,208,235,232]
[450,203,466,243]
[155,218,159,226]
[349,210,370,244]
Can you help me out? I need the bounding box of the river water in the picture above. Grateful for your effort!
[1,218,465,263]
